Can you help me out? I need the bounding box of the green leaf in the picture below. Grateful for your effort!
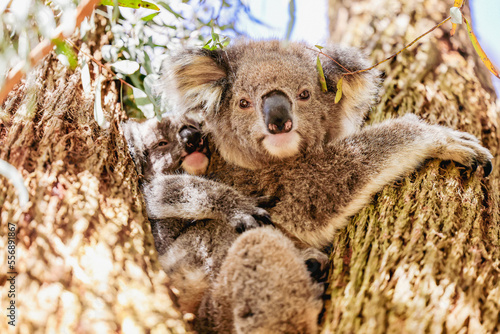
[157,1,184,18]
[141,12,159,21]
[52,39,78,70]
[0,159,29,208]
[99,0,159,11]
[132,86,155,118]
[335,77,343,103]
[315,45,324,50]
[211,25,219,43]
[316,56,328,93]
[285,0,296,41]
[464,17,500,79]
[144,74,160,108]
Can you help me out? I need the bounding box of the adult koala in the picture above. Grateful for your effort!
[161,40,492,248]
[163,40,380,169]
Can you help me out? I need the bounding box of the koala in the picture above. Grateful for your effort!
[163,40,380,170]
[121,116,272,233]
[161,39,493,249]
[121,116,328,331]
[197,226,325,334]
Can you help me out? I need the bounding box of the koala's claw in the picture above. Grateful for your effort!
[233,215,260,233]
[483,160,493,177]
[252,209,273,226]
[301,249,330,283]
[435,127,493,177]
[232,207,272,233]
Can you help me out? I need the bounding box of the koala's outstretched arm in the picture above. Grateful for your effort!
[240,114,493,248]
[142,174,272,232]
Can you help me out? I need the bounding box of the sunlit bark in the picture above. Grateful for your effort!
[323,1,500,332]
[0,16,188,333]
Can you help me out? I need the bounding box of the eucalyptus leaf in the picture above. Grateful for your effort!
[144,74,160,101]
[132,86,155,118]
[157,2,184,19]
[53,39,78,69]
[112,60,140,74]
[99,0,160,11]
[60,7,77,37]
[35,4,57,39]
[335,76,344,103]
[81,61,92,95]
[449,7,462,24]
[80,17,92,39]
[316,56,328,93]
[141,12,160,21]
[94,75,106,128]
[285,0,296,41]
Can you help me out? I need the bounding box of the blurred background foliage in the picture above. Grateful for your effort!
[0,0,498,120]
[0,0,293,119]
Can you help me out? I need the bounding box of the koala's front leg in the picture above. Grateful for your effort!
[272,114,493,248]
[143,174,272,232]
[350,113,493,178]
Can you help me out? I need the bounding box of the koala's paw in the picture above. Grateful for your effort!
[435,128,493,177]
[301,248,330,283]
[231,207,273,233]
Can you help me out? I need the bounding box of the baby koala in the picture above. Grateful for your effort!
[122,115,328,333]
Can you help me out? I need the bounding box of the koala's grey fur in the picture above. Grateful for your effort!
[162,39,493,249]
[162,40,380,170]
[121,116,328,332]
[197,226,324,334]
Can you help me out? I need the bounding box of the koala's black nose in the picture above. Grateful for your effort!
[179,125,202,153]
[262,91,293,134]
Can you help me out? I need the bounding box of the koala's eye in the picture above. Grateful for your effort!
[298,90,310,101]
[157,140,169,147]
[239,99,251,109]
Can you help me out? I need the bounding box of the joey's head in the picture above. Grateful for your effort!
[163,39,380,169]
[122,116,209,181]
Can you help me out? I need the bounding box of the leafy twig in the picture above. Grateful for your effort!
[0,0,102,106]
[313,16,452,78]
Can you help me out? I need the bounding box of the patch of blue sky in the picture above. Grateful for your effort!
[236,0,499,95]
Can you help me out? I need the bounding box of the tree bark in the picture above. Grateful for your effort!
[324,0,499,333]
[0,15,189,333]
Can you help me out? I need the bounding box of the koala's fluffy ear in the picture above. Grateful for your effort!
[320,46,381,130]
[162,49,229,115]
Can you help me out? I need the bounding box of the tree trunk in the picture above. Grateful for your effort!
[0,16,188,333]
[324,0,499,333]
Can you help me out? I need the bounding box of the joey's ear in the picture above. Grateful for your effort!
[320,45,381,132]
[162,49,229,115]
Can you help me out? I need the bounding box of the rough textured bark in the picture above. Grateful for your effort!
[324,0,499,333]
[0,16,189,333]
